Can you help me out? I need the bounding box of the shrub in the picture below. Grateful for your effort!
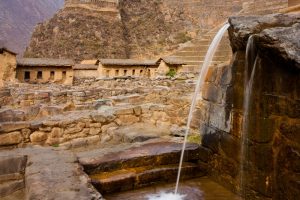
[166,69,176,77]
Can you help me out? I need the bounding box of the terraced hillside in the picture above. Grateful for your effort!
[24,0,245,61]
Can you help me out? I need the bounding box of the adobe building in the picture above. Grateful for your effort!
[16,58,74,85]
[98,59,160,79]
[97,58,184,79]
[0,46,17,87]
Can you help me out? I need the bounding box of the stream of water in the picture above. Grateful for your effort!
[239,35,258,197]
[148,23,230,200]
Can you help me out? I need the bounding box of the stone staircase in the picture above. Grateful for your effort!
[79,142,207,194]
[241,0,288,15]
[167,0,289,73]
[168,25,232,73]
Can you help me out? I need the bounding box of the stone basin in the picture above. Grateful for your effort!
[105,177,242,200]
[91,163,204,194]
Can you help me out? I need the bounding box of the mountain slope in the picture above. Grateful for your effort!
[24,0,246,61]
[0,0,64,55]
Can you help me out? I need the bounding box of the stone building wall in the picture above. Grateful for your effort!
[197,13,300,199]
[98,65,156,78]
[0,50,17,87]
[16,66,73,85]
[74,69,98,78]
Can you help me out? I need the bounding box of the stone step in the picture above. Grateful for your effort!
[184,61,224,66]
[190,40,211,45]
[0,180,24,198]
[90,162,205,194]
[173,50,231,57]
[181,45,231,52]
[182,64,225,72]
[192,37,229,45]
[170,55,228,62]
[79,142,201,174]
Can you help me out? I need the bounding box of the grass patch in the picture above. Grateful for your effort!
[52,144,60,148]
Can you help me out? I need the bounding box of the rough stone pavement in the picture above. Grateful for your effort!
[0,146,102,200]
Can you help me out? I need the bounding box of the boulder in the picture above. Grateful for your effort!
[228,13,300,51]
[228,13,300,69]
[0,132,23,146]
[30,131,47,143]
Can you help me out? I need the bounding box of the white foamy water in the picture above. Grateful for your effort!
[146,23,230,200]
[174,23,231,194]
[147,192,186,200]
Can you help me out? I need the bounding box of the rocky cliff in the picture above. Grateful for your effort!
[0,0,64,55]
[24,0,246,61]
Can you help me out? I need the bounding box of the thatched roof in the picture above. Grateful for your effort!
[73,64,98,70]
[17,58,75,67]
[80,59,99,65]
[161,57,186,65]
[99,58,159,66]
[0,43,17,55]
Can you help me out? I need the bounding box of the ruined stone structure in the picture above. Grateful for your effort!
[0,77,196,147]
[0,46,17,87]
[1,1,299,199]
[16,58,74,85]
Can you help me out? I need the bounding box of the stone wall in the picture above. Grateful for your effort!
[73,69,98,79]
[0,78,197,148]
[0,51,17,88]
[197,13,300,199]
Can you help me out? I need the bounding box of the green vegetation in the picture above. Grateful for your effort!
[166,69,176,78]
[187,134,202,144]
[52,144,59,148]
[174,32,192,43]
